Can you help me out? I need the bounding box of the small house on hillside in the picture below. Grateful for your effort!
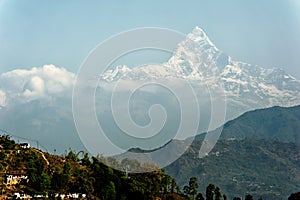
[20,143,30,149]
[6,172,29,185]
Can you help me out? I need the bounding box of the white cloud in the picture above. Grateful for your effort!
[0,89,6,107]
[0,64,75,105]
[0,65,82,153]
[22,76,45,100]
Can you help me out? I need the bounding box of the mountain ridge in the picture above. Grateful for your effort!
[193,105,300,143]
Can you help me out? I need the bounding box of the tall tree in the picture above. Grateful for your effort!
[101,181,116,200]
[245,194,253,200]
[171,178,178,193]
[196,192,205,200]
[81,152,91,166]
[215,187,222,200]
[233,197,241,200]
[183,185,190,197]
[51,168,65,191]
[188,177,199,198]
[161,173,173,193]
[206,183,215,200]
[65,150,79,162]
[288,192,300,200]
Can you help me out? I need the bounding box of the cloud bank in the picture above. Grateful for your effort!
[0,64,75,106]
[0,65,82,153]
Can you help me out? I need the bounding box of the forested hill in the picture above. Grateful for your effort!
[0,135,188,200]
[165,139,300,200]
[195,105,300,142]
[166,105,300,200]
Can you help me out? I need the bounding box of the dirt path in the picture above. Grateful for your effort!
[33,149,49,166]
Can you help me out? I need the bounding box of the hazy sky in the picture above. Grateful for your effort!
[0,0,300,78]
[0,0,299,154]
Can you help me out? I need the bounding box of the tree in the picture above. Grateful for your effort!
[183,185,190,197]
[39,172,51,191]
[81,153,91,166]
[288,192,300,200]
[188,177,198,198]
[27,152,48,192]
[215,187,222,200]
[196,192,205,200]
[206,184,215,200]
[51,168,65,191]
[223,194,227,200]
[233,197,241,200]
[183,177,199,198]
[245,194,253,200]
[101,181,116,200]
[161,173,173,193]
[65,150,78,162]
[63,162,71,180]
[71,168,94,195]
[171,178,179,193]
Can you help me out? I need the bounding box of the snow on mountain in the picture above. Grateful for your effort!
[99,26,300,112]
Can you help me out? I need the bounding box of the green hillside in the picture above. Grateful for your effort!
[220,105,300,142]
[166,105,300,200]
[0,135,187,200]
[165,139,300,200]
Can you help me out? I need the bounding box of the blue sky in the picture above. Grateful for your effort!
[0,0,300,78]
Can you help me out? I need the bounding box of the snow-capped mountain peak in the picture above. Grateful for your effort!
[187,26,219,52]
[100,65,131,81]
[99,26,300,111]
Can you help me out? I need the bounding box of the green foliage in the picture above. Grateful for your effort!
[214,105,300,143]
[189,177,198,198]
[39,172,51,191]
[165,139,300,199]
[101,181,116,200]
[51,168,65,191]
[65,150,78,162]
[214,187,222,200]
[183,177,199,199]
[196,192,205,200]
[26,152,47,192]
[0,135,16,149]
[245,194,253,200]
[288,192,300,200]
[0,151,5,160]
[81,152,91,166]
[206,184,215,200]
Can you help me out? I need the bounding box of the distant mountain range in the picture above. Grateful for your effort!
[164,105,300,200]
[99,26,300,123]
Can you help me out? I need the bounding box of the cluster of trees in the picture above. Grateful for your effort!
[181,177,300,200]
[183,177,226,200]
[181,176,300,200]
[24,150,184,200]
[1,135,300,200]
